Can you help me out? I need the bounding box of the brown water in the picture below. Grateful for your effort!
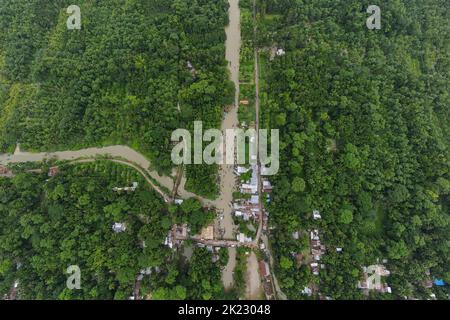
[220,0,241,290]
[1,144,174,192]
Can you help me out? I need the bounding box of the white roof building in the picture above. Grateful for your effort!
[164,236,174,249]
[241,183,258,194]
[237,233,252,243]
[276,48,286,56]
[302,287,312,296]
[262,180,273,192]
[113,182,138,192]
[140,267,153,275]
[236,166,250,175]
[313,210,322,220]
[112,223,126,233]
[310,229,320,241]
[311,262,319,275]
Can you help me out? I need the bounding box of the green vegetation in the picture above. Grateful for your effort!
[0,162,223,300]
[233,247,249,298]
[0,0,235,300]
[240,168,253,183]
[146,247,229,300]
[258,0,449,299]
[185,164,220,199]
[0,0,233,197]
[170,198,215,235]
[0,162,169,299]
[1,0,448,302]
[234,218,257,241]
[238,0,256,125]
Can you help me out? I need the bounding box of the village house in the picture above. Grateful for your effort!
[263,278,274,300]
[186,61,197,76]
[48,166,60,177]
[309,229,326,274]
[250,195,259,205]
[270,47,286,61]
[276,48,286,56]
[112,223,126,233]
[241,183,257,194]
[235,166,250,175]
[258,259,275,300]
[0,166,13,177]
[234,210,250,221]
[173,224,188,240]
[7,281,19,300]
[233,193,261,222]
[302,286,312,297]
[259,261,270,279]
[164,230,174,249]
[237,233,252,243]
[310,262,320,276]
[313,210,322,220]
[262,180,273,193]
[113,182,138,192]
[211,253,220,263]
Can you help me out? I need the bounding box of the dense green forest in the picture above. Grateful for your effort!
[258,0,449,299]
[147,247,231,300]
[0,162,221,299]
[1,0,449,301]
[0,0,231,300]
[0,162,170,299]
[0,0,234,198]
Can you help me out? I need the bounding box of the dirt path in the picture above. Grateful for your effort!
[245,252,263,299]
[222,247,236,290]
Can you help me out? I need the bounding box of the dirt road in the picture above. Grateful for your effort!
[245,252,263,299]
